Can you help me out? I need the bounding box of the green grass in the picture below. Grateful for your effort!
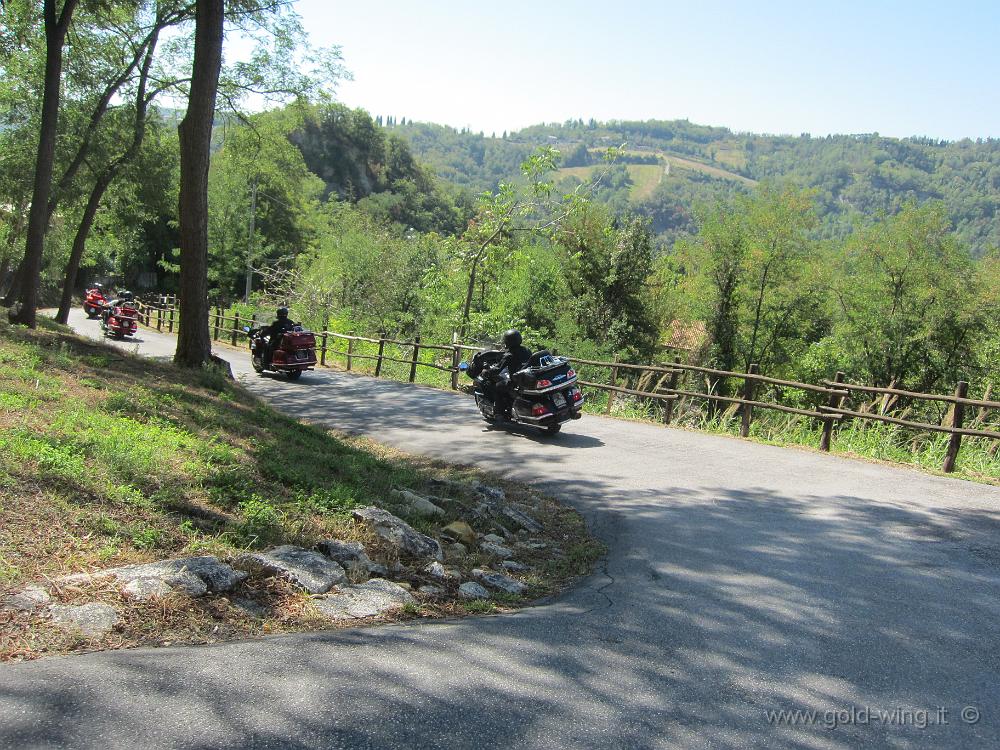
[0,318,602,659]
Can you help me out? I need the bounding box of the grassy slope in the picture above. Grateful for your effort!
[0,320,602,660]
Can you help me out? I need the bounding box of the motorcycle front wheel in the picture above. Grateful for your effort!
[251,355,264,373]
[287,369,302,381]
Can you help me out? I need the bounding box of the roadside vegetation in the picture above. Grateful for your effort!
[0,320,602,661]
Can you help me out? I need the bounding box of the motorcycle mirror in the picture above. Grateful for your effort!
[458,361,469,371]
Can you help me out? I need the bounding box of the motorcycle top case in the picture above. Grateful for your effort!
[513,351,576,392]
[280,331,316,351]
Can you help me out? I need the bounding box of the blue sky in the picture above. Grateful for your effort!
[292,0,999,140]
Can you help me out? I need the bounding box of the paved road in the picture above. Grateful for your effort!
[3,311,1000,748]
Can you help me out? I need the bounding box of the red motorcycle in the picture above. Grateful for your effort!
[83,287,107,318]
[247,326,317,381]
[101,299,139,338]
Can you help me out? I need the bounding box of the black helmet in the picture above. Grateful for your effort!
[276,307,289,320]
[502,329,522,350]
[92,282,103,290]
[120,290,133,301]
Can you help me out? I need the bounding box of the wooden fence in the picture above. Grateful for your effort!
[133,297,1000,473]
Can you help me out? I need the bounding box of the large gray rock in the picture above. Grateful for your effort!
[123,577,177,600]
[502,506,543,534]
[391,489,445,517]
[314,579,415,620]
[473,483,506,503]
[501,560,530,573]
[316,539,368,565]
[480,540,514,559]
[3,585,51,612]
[79,556,247,597]
[49,603,119,638]
[458,582,490,600]
[472,568,528,596]
[352,507,442,560]
[237,546,346,594]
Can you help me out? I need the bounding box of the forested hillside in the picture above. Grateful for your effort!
[387,118,1000,256]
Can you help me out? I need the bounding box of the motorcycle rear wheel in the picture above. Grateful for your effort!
[544,423,562,435]
[287,369,302,381]
[252,355,264,373]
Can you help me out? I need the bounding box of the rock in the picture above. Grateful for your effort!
[123,577,175,600]
[237,545,346,595]
[442,520,477,546]
[473,483,505,503]
[364,561,390,578]
[91,556,247,596]
[49,603,119,638]
[314,579,415,620]
[424,561,459,581]
[316,539,368,565]
[472,568,527,596]
[458,582,490,600]
[482,533,506,544]
[3,585,51,612]
[502,506,543,534]
[445,542,468,560]
[352,507,443,560]
[480,541,514,558]
[517,541,547,551]
[501,560,530,572]
[391,488,445,517]
[418,585,444,596]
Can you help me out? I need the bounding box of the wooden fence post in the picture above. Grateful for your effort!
[451,342,461,390]
[663,356,681,425]
[156,306,162,331]
[167,307,175,333]
[820,371,845,451]
[213,306,221,341]
[605,357,619,414]
[943,380,968,473]
[231,313,240,346]
[347,332,354,371]
[740,363,758,437]
[374,334,386,377]
[409,336,421,383]
[320,332,328,366]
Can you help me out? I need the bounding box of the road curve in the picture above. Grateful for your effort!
[2,310,999,749]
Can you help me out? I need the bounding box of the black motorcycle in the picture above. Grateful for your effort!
[462,349,585,435]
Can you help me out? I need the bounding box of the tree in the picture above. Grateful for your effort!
[828,201,983,390]
[11,0,79,327]
[174,0,223,367]
[677,185,823,377]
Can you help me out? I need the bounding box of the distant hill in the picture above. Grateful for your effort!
[387,118,1000,256]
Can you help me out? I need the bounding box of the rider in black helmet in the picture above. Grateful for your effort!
[259,306,298,366]
[493,329,532,418]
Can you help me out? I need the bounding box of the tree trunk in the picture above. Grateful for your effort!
[55,171,114,324]
[56,28,159,326]
[12,0,79,328]
[3,261,24,307]
[174,0,224,367]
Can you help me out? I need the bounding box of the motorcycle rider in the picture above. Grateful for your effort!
[256,307,299,366]
[101,289,133,324]
[491,329,533,418]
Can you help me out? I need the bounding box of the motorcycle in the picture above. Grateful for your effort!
[83,287,107,318]
[462,349,585,435]
[100,300,139,338]
[246,325,317,381]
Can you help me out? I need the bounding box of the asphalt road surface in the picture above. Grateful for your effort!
[2,310,999,749]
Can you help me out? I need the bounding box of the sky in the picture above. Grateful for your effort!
[287,0,999,141]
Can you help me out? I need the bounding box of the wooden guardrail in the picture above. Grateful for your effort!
[133,297,999,473]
